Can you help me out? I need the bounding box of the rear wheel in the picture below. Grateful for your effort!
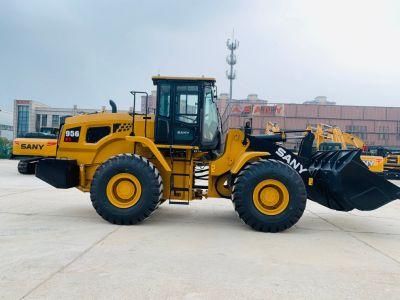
[232,159,306,232]
[90,154,163,225]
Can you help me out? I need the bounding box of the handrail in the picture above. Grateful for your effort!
[130,91,149,137]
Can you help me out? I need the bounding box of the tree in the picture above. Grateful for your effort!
[0,137,12,158]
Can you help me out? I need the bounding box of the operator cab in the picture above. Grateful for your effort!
[152,76,221,150]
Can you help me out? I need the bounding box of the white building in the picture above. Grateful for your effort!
[303,96,336,105]
[13,100,98,138]
[0,109,14,140]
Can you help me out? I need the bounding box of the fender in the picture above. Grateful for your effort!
[231,151,268,174]
[125,136,171,172]
[275,146,308,174]
[247,133,312,176]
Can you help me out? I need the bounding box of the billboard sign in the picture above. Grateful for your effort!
[230,103,284,116]
[16,100,31,105]
[253,104,284,116]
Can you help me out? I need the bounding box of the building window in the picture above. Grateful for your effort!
[41,114,47,127]
[378,126,389,141]
[52,115,60,128]
[17,105,29,137]
[0,124,13,131]
[35,114,41,132]
[397,122,400,141]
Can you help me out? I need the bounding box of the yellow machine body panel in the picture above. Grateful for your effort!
[360,155,384,173]
[207,130,269,198]
[209,129,248,176]
[265,122,280,135]
[230,151,269,174]
[384,154,400,170]
[12,138,57,157]
[125,136,172,172]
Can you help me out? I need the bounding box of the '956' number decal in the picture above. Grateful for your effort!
[64,127,81,142]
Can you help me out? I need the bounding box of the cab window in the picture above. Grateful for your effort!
[202,86,219,143]
[175,85,198,124]
[159,84,171,117]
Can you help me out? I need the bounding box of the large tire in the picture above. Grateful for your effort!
[232,159,306,233]
[90,154,163,225]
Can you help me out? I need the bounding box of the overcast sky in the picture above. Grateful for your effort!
[1,0,399,111]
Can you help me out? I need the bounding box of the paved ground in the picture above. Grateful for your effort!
[1,159,400,299]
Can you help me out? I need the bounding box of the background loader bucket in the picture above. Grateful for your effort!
[307,150,400,211]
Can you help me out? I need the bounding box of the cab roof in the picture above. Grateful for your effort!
[152,75,216,85]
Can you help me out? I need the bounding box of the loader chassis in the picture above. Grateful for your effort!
[36,76,400,233]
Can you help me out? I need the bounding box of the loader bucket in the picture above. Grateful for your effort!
[307,150,400,211]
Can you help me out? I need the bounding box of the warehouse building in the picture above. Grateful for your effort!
[12,95,400,148]
[218,95,400,148]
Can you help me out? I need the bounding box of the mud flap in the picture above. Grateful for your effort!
[307,150,400,211]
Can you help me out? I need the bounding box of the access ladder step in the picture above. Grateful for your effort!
[169,199,190,205]
[171,173,190,177]
[171,187,190,192]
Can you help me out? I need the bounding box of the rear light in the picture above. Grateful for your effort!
[14,141,20,145]
[47,141,57,146]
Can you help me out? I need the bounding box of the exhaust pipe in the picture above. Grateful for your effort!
[109,100,117,113]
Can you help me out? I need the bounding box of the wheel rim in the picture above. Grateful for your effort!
[106,173,142,208]
[252,179,289,215]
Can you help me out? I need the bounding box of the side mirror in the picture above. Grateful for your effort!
[213,85,218,99]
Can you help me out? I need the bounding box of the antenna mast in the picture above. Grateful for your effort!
[226,30,239,105]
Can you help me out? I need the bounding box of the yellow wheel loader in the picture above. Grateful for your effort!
[266,122,384,173]
[308,124,385,173]
[384,153,400,179]
[35,76,400,232]
[367,146,400,179]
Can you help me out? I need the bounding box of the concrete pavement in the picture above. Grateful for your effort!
[0,159,400,299]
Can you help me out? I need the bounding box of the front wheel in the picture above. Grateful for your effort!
[232,159,306,232]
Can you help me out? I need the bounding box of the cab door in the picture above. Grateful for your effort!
[155,82,201,146]
[155,84,172,144]
[173,84,200,145]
